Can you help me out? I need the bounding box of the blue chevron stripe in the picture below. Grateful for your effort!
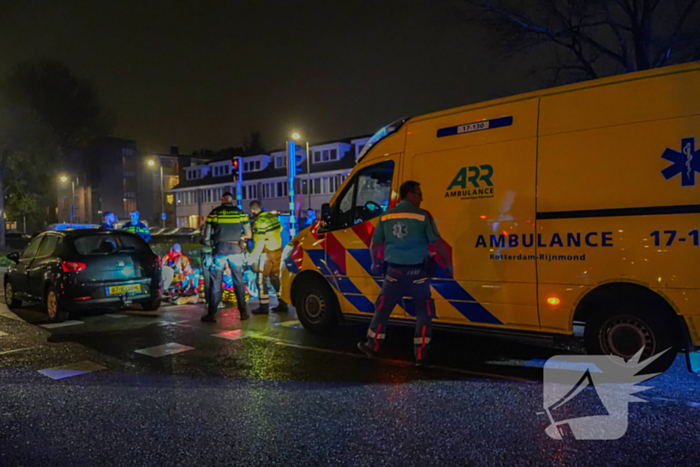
[305,249,332,276]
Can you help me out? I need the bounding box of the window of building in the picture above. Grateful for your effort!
[213,166,219,177]
[254,160,261,170]
[277,182,288,197]
[313,148,339,163]
[313,178,321,194]
[249,185,257,199]
[275,156,286,168]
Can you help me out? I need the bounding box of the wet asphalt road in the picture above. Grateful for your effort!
[1,294,699,466]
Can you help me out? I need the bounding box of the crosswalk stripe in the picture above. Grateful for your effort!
[38,360,106,380]
[40,320,84,329]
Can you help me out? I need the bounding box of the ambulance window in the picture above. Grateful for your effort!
[353,161,394,224]
[334,180,356,229]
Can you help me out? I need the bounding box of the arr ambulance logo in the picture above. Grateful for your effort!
[661,137,699,187]
[445,165,495,200]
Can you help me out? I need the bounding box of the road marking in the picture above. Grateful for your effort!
[274,341,531,382]
[0,331,7,337]
[135,342,194,358]
[106,314,129,319]
[213,330,244,341]
[485,358,602,373]
[277,320,301,328]
[0,346,40,356]
[38,360,106,380]
[242,331,282,342]
[39,320,84,329]
[157,320,190,327]
[0,307,24,321]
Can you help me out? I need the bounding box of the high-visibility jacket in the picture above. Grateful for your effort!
[124,221,151,242]
[252,211,283,252]
[206,203,250,254]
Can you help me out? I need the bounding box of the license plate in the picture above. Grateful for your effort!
[106,284,142,295]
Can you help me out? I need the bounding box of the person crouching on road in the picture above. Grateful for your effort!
[248,200,289,315]
[200,192,252,323]
[124,210,151,242]
[357,180,453,366]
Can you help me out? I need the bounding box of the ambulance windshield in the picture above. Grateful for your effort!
[357,117,409,162]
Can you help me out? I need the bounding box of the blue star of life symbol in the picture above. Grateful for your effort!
[661,137,700,187]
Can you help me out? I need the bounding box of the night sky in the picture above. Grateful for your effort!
[0,0,542,153]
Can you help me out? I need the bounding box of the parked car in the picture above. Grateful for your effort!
[4,230,162,322]
[150,227,166,236]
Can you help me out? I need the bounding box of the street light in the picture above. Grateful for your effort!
[59,175,75,223]
[147,158,166,228]
[291,131,311,211]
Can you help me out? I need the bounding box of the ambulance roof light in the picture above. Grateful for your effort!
[357,116,410,163]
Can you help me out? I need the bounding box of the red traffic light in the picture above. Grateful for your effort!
[231,159,239,168]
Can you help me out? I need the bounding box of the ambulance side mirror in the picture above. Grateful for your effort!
[321,203,332,230]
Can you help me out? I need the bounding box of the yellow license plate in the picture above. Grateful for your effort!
[106,284,142,295]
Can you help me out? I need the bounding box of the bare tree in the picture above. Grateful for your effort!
[461,0,700,83]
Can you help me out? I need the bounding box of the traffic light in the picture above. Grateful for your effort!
[231,158,239,179]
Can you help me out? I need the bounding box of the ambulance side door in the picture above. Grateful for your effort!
[323,157,404,318]
[403,98,541,330]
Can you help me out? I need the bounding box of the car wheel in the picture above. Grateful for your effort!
[584,302,678,374]
[45,287,69,323]
[141,297,161,311]
[295,276,339,333]
[4,281,22,308]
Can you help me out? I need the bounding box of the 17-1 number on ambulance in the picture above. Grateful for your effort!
[650,230,699,246]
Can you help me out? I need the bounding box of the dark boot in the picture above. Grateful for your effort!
[252,304,269,315]
[201,314,217,323]
[271,299,288,313]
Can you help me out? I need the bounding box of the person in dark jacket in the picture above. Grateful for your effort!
[200,192,252,322]
[100,211,116,230]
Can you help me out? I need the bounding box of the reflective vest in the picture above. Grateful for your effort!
[206,203,250,245]
[124,222,151,242]
[252,211,283,251]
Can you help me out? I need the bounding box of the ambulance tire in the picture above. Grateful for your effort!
[295,277,339,333]
[584,303,679,374]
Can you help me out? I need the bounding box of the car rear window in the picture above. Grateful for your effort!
[73,234,149,256]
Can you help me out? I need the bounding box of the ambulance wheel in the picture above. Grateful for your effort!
[295,276,339,333]
[584,303,678,374]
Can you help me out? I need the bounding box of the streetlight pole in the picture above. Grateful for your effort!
[306,141,311,211]
[70,180,75,224]
[159,165,165,228]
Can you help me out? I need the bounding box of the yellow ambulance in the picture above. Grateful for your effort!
[280,62,700,373]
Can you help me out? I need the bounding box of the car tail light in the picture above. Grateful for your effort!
[62,261,87,273]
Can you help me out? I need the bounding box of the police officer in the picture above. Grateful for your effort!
[100,211,116,230]
[201,192,252,322]
[248,200,288,315]
[124,211,151,242]
[357,180,453,366]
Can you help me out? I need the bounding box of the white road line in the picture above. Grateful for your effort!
[135,342,194,358]
[38,360,106,380]
[213,330,244,341]
[274,341,530,382]
[485,358,603,373]
[39,320,84,329]
[105,314,129,319]
[0,331,7,337]
[157,320,191,327]
[242,331,282,342]
[0,346,40,356]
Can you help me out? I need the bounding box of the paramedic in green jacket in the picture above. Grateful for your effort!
[357,180,453,366]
